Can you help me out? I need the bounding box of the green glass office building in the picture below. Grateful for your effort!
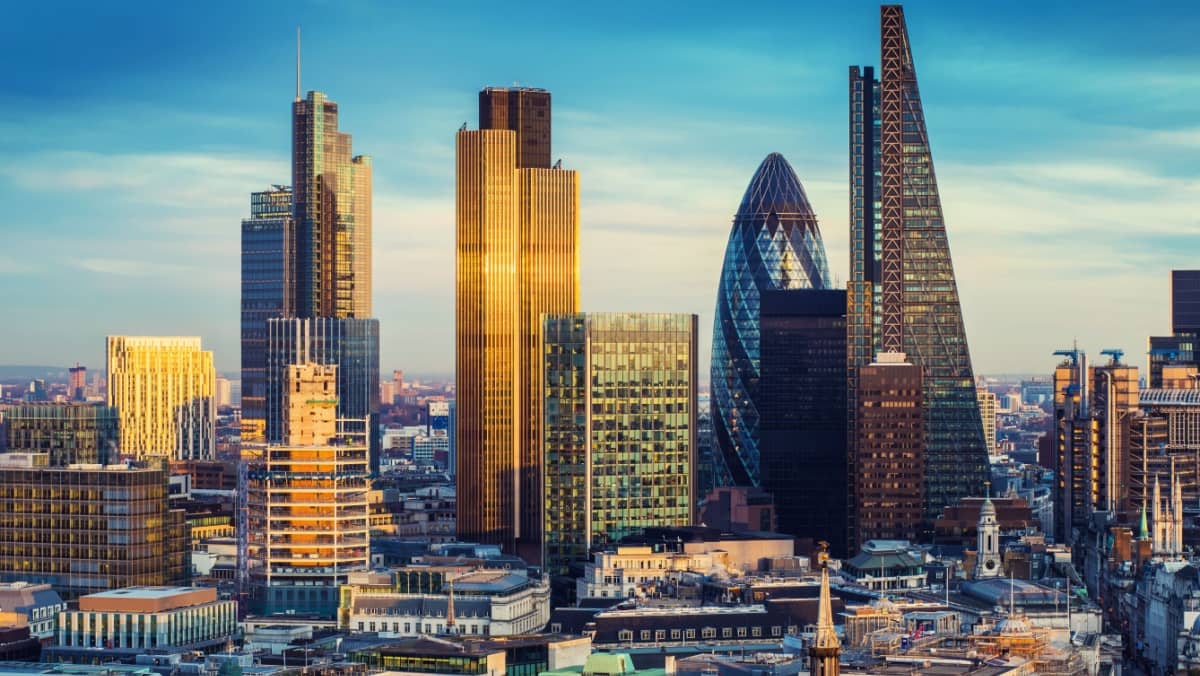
[542,313,697,583]
[1,403,119,466]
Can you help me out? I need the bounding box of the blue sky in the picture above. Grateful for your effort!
[2,1,1198,378]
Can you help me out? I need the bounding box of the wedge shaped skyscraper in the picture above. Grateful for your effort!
[711,153,831,486]
[848,5,988,541]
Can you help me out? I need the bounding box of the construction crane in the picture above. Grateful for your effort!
[1053,347,1087,414]
[1053,348,1082,365]
[1100,348,1124,365]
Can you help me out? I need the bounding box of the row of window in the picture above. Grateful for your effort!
[613,625,786,642]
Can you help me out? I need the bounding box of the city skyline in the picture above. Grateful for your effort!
[3,2,1198,377]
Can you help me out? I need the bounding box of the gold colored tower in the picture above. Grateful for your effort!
[456,88,579,561]
[810,544,841,676]
[106,336,215,460]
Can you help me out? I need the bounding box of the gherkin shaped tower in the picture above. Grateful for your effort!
[711,153,831,487]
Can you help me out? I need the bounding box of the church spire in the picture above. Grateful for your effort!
[1140,501,1149,540]
[446,577,456,634]
[810,542,841,676]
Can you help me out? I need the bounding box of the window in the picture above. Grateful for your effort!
[702,627,716,639]
[640,630,651,641]
[619,630,634,642]
[686,629,696,639]
[736,627,747,638]
[751,627,761,637]
[551,623,562,633]
[722,628,732,638]
[671,629,681,640]
[771,626,782,637]
[655,630,665,641]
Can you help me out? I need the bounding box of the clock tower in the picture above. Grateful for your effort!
[975,483,1002,579]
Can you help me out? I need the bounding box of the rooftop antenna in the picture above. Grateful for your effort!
[295,26,302,101]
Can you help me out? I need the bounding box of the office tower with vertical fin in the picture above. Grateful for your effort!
[107,336,215,460]
[848,6,988,537]
[456,88,579,562]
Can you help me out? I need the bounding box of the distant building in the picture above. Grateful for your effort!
[68,364,86,402]
[1052,352,1138,542]
[169,459,237,492]
[427,400,455,474]
[0,403,118,465]
[22,381,46,403]
[0,582,65,643]
[853,354,924,548]
[246,363,370,618]
[933,495,1039,547]
[841,540,926,592]
[700,486,776,533]
[575,531,795,601]
[542,313,697,584]
[344,634,591,675]
[214,377,232,409]
[339,567,549,637]
[50,586,236,663]
[1148,271,1200,387]
[106,336,215,460]
[977,387,998,458]
[0,454,189,599]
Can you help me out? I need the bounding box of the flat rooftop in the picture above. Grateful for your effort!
[78,586,217,612]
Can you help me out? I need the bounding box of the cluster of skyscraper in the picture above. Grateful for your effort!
[0,4,995,620]
[240,89,379,467]
[710,4,987,556]
[453,88,698,582]
[1049,271,1200,582]
[234,75,380,616]
[448,5,989,591]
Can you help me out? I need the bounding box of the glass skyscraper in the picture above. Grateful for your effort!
[292,91,372,320]
[758,289,848,556]
[542,313,697,586]
[711,153,831,487]
[240,187,293,441]
[265,317,380,473]
[848,5,988,532]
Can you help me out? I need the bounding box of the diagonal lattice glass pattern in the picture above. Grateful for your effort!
[711,153,831,486]
[847,5,988,526]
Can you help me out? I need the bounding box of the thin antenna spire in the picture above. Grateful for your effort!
[295,26,302,101]
[1009,571,1015,617]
